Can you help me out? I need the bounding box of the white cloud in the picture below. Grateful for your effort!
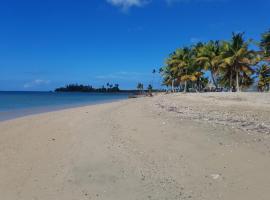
[23,79,51,88]
[106,0,148,11]
[106,0,227,11]
[190,37,201,44]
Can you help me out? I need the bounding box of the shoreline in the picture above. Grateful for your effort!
[1,93,270,199]
[0,97,128,122]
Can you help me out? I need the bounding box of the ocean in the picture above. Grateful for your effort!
[0,91,129,121]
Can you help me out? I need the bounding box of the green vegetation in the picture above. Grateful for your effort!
[55,83,120,93]
[160,30,270,92]
[257,64,270,92]
[147,84,153,92]
[137,82,144,94]
[261,29,270,58]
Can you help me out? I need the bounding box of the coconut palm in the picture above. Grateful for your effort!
[260,29,270,58]
[147,84,153,93]
[220,33,259,92]
[257,64,270,92]
[162,46,204,92]
[137,83,144,94]
[159,31,270,92]
[163,50,183,92]
[158,67,164,90]
[181,47,205,92]
[167,48,187,92]
[152,69,156,89]
[196,40,222,89]
[160,66,172,91]
[170,47,197,92]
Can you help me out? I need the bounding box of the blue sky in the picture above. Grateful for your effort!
[0,0,269,90]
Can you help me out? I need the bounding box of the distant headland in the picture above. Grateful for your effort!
[54,83,138,93]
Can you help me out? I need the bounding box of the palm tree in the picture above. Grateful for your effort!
[260,29,270,58]
[137,83,141,92]
[163,51,182,92]
[152,69,156,89]
[147,84,153,93]
[167,48,196,92]
[158,67,164,90]
[179,47,205,92]
[257,64,270,92]
[159,31,270,92]
[196,41,222,89]
[137,82,144,94]
[162,46,204,93]
[161,65,176,92]
[220,33,259,92]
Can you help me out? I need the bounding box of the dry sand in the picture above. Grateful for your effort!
[0,92,270,200]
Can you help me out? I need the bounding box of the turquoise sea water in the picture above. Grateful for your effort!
[0,92,129,121]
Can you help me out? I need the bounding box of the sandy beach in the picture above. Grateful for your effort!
[0,93,270,200]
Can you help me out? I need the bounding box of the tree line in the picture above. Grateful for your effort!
[159,29,270,92]
[55,83,120,93]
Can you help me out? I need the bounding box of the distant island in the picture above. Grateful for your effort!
[55,83,138,93]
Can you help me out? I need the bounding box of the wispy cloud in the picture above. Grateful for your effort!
[23,79,51,89]
[190,37,202,44]
[106,0,227,11]
[166,0,228,5]
[106,0,148,12]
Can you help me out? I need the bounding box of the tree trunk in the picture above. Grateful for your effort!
[210,71,218,89]
[184,81,187,93]
[171,79,174,92]
[196,79,200,92]
[236,70,240,92]
[152,74,155,90]
[230,71,233,92]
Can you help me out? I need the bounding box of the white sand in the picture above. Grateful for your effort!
[0,93,270,200]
